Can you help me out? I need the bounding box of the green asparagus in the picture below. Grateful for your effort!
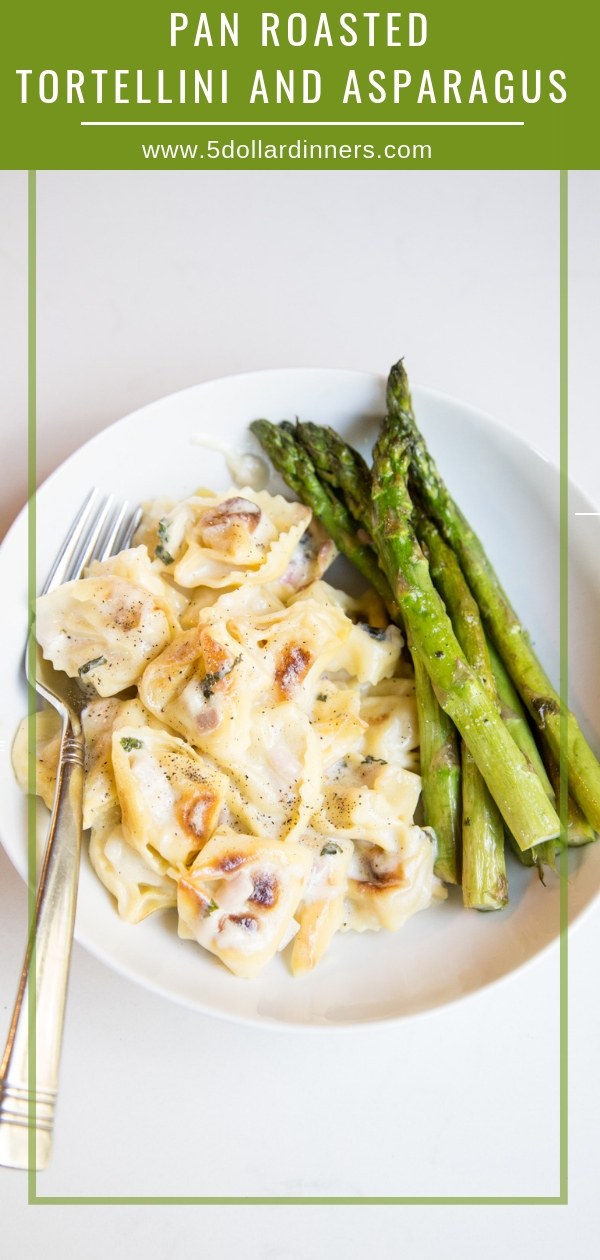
[414,509,508,906]
[387,358,600,834]
[370,411,560,851]
[411,646,462,884]
[540,743,597,847]
[486,637,553,795]
[295,420,373,536]
[249,419,399,618]
[486,636,557,872]
[461,744,508,908]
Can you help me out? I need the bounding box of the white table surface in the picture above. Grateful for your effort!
[1,169,599,1257]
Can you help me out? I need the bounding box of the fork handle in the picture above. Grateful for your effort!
[0,721,84,1171]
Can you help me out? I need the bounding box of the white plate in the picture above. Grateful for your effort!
[1,369,600,1030]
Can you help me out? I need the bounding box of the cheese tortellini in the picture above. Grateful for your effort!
[178,830,313,978]
[15,478,446,981]
[146,488,311,589]
[35,548,175,696]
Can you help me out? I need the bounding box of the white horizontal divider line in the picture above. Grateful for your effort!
[81,119,525,127]
[574,512,600,516]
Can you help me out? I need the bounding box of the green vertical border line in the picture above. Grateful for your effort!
[26,170,567,1208]
[27,168,37,1201]
[558,168,569,1206]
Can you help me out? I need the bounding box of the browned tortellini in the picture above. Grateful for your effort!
[290,580,402,683]
[344,829,446,933]
[139,619,270,761]
[152,488,311,589]
[112,726,228,871]
[177,829,313,978]
[139,591,351,763]
[35,551,175,697]
[313,753,422,852]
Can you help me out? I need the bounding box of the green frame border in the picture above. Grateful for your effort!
[26,168,569,1206]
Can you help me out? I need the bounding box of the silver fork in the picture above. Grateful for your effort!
[0,490,142,1172]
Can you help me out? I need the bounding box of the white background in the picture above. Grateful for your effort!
[1,169,599,1256]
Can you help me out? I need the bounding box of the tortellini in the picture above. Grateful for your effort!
[177,830,313,978]
[291,834,353,976]
[357,679,420,768]
[112,726,228,870]
[291,582,402,684]
[309,684,366,768]
[36,566,173,697]
[89,808,178,924]
[12,707,63,809]
[344,829,444,933]
[82,695,176,829]
[269,518,338,600]
[314,754,422,852]
[151,488,311,589]
[139,593,351,761]
[222,702,323,844]
[16,477,449,981]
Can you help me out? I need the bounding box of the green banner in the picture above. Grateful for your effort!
[1,0,596,168]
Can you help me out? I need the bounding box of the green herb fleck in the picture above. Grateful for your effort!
[321,842,342,856]
[79,656,106,677]
[363,755,387,765]
[155,543,174,565]
[316,693,328,703]
[120,736,144,752]
[201,654,242,700]
[203,898,219,917]
[154,518,174,565]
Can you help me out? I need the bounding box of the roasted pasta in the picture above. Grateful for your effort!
[13,484,446,978]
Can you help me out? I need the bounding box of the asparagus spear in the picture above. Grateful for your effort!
[505,830,551,878]
[485,637,557,872]
[387,359,600,834]
[296,420,373,535]
[415,509,497,700]
[411,646,462,884]
[250,419,399,618]
[485,637,553,795]
[289,417,462,883]
[252,417,462,883]
[414,509,507,907]
[370,411,561,851]
[421,511,556,879]
[461,744,508,908]
[539,743,597,847]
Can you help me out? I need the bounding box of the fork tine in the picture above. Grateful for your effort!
[97,500,129,562]
[41,489,100,595]
[68,495,115,581]
[118,506,144,552]
[41,491,143,597]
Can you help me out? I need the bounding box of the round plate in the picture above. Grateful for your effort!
[1,369,599,1029]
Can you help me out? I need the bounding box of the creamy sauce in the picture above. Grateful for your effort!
[215,867,255,912]
[191,433,269,492]
[130,750,176,824]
